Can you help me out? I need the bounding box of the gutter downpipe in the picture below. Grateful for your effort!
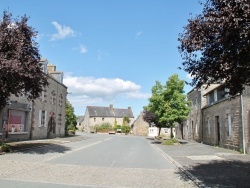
[240,94,246,154]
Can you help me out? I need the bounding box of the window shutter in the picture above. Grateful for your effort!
[228,113,232,136]
[38,110,42,127]
[42,91,44,101]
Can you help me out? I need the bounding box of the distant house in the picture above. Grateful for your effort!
[76,116,84,129]
[132,111,175,137]
[131,112,149,136]
[83,105,134,133]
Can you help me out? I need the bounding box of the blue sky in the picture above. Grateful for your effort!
[1,0,203,118]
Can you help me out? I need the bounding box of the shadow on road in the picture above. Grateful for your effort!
[176,160,250,188]
[8,142,71,154]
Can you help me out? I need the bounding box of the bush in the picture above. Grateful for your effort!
[121,125,130,134]
[67,124,76,131]
[96,123,112,133]
[162,138,179,145]
[0,140,11,152]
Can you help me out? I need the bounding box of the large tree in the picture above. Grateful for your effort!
[144,75,190,137]
[178,0,250,96]
[163,74,191,138]
[0,11,48,108]
[144,81,169,136]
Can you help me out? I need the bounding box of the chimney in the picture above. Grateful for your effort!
[110,104,114,116]
[47,64,56,73]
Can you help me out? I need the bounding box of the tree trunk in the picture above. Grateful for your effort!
[180,123,183,139]
[170,127,173,138]
[158,126,161,137]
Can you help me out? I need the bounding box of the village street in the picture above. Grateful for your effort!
[0,133,196,188]
[1,132,249,188]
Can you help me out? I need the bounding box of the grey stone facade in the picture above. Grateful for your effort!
[83,105,134,133]
[132,112,150,136]
[0,59,67,141]
[176,84,250,154]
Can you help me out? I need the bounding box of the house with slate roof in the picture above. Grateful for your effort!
[76,116,84,129]
[83,104,134,133]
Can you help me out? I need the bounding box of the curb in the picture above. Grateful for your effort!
[150,142,206,188]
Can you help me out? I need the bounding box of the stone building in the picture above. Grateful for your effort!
[83,105,134,133]
[132,112,150,136]
[176,84,250,154]
[132,111,175,137]
[176,84,220,142]
[0,58,67,141]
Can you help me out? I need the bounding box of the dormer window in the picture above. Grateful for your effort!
[40,58,48,73]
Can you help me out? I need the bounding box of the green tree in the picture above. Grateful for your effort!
[144,74,190,137]
[163,74,191,138]
[65,99,77,135]
[122,116,130,126]
[144,81,169,136]
[0,11,48,109]
[114,118,117,127]
[178,0,250,96]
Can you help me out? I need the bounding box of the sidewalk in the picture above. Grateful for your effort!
[153,140,250,188]
[6,134,88,152]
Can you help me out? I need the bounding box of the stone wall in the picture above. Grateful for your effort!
[31,75,67,139]
[83,108,134,133]
[132,113,149,136]
[202,97,242,151]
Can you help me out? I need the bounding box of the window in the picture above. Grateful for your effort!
[209,92,215,104]
[58,93,63,107]
[8,110,26,132]
[214,89,217,102]
[38,110,47,127]
[41,88,47,102]
[51,90,56,105]
[227,113,232,136]
[206,95,210,105]
[195,123,198,134]
[57,113,62,127]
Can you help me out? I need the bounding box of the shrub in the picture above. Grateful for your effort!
[67,124,76,131]
[162,138,178,145]
[0,140,11,152]
[121,125,130,134]
[96,123,112,132]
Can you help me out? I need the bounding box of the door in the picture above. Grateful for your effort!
[215,116,220,145]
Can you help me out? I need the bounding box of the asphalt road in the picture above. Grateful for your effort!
[0,133,196,188]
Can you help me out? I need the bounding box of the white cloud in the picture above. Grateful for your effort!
[50,21,75,40]
[64,75,141,99]
[135,31,143,39]
[64,74,149,115]
[80,45,87,54]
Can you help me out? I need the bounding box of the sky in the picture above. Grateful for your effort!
[0,0,203,118]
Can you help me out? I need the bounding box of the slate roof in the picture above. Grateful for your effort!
[87,106,134,118]
[77,116,85,123]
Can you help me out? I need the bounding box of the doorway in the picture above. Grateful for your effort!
[215,116,220,145]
